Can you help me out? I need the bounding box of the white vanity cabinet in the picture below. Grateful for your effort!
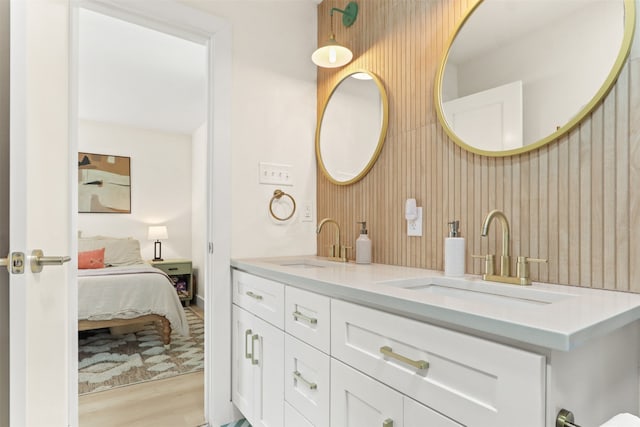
[232,271,285,427]
[331,299,546,427]
[231,305,284,427]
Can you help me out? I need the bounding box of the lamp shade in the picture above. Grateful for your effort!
[312,35,353,68]
[148,225,168,240]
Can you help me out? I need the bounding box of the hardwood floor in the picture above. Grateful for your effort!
[79,371,205,427]
[80,305,206,427]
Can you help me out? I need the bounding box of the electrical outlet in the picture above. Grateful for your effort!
[407,207,423,237]
[302,201,313,222]
[258,162,293,186]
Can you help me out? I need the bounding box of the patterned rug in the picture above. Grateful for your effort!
[221,420,251,427]
[78,307,204,394]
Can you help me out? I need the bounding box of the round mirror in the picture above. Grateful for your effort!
[316,70,389,185]
[435,0,635,157]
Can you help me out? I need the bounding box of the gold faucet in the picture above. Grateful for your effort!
[317,218,349,262]
[478,209,547,285]
[481,209,511,277]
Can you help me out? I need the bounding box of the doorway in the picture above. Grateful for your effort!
[69,1,232,426]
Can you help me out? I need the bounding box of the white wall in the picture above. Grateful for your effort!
[0,1,9,425]
[182,0,318,259]
[78,120,193,261]
[192,122,207,302]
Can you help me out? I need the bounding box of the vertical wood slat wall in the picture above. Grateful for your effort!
[316,0,640,292]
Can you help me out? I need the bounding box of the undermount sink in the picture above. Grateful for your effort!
[276,260,327,269]
[378,277,575,309]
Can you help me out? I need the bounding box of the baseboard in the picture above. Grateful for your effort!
[196,294,205,309]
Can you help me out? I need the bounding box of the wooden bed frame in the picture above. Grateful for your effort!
[78,314,172,346]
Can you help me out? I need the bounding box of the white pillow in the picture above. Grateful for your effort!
[78,236,144,266]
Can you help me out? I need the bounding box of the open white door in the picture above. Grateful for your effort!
[9,0,75,425]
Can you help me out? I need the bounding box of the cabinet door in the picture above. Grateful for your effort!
[331,359,403,427]
[232,305,254,420]
[252,315,285,427]
[404,397,462,427]
[285,334,330,427]
[285,402,314,427]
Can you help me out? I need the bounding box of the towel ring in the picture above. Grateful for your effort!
[269,189,296,221]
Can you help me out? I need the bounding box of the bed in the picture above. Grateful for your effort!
[77,236,189,345]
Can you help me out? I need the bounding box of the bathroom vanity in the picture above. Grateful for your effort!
[230,257,640,427]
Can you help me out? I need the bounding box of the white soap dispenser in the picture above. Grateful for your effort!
[444,220,465,277]
[356,221,372,264]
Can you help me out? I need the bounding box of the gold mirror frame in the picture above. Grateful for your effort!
[316,70,389,186]
[434,0,636,157]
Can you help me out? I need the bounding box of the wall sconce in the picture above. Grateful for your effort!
[148,225,168,261]
[312,1,359,68]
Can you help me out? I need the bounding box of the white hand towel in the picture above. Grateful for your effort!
[601,413,640,427]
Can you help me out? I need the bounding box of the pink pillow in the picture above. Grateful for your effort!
[78,248,105,269]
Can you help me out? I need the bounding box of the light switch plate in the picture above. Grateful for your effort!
[258,162,293,186]
[302,201,313,222]
[407,207,423,237]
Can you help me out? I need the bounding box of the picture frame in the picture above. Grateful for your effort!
[78,152,131,213]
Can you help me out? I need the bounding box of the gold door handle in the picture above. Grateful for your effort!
[246,291,263,301]
[244,329,253,359]
[292,311,317,325]
[380,346,429,370]
[251,334,259,365]
[30,249,71,273]
[293,370,318,390]
[0,252,25,274]
[382,419,393,427]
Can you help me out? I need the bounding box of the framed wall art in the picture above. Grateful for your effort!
[78,152,131,213]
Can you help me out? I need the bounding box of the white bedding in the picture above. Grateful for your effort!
[78,264,189,336]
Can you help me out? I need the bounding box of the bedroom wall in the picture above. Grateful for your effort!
[182,0,318,259]
[0,1,9,425]
[78,120,193,261]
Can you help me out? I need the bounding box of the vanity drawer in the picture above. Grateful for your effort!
[233,270,284,329]
[285,286,330,353]
[284,334,330,427]
[285,402,314,427]
[331,299,546,427]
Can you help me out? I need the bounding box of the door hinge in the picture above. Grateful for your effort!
[208,242,214,254]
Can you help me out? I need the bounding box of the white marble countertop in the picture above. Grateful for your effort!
[231,256,640,351]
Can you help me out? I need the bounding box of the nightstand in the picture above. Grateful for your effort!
[150,259,193,306]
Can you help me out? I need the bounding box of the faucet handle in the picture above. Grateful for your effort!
[516,256,548,282]
[340,245,352,261]
[472,254,495,276]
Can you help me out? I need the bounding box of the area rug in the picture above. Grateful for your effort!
[220,420,251,427]
[78,307,204,394]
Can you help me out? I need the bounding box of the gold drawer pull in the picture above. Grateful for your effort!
[251,334,259,365]
[380,346,429,370]
[293,311,317,325]
[246,291,263,301]
[244,329,253,359]
[293,370,317,390]
[383,419,393,427]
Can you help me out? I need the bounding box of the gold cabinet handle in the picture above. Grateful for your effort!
[246,291,263,301]
[244,329,253,359]
[251,334,259,365]
[292,310,317,325]
[293,370,317,390]
[380,346,429,370]
[382,419,393,427]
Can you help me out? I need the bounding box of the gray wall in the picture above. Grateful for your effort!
[0,0,9,426]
